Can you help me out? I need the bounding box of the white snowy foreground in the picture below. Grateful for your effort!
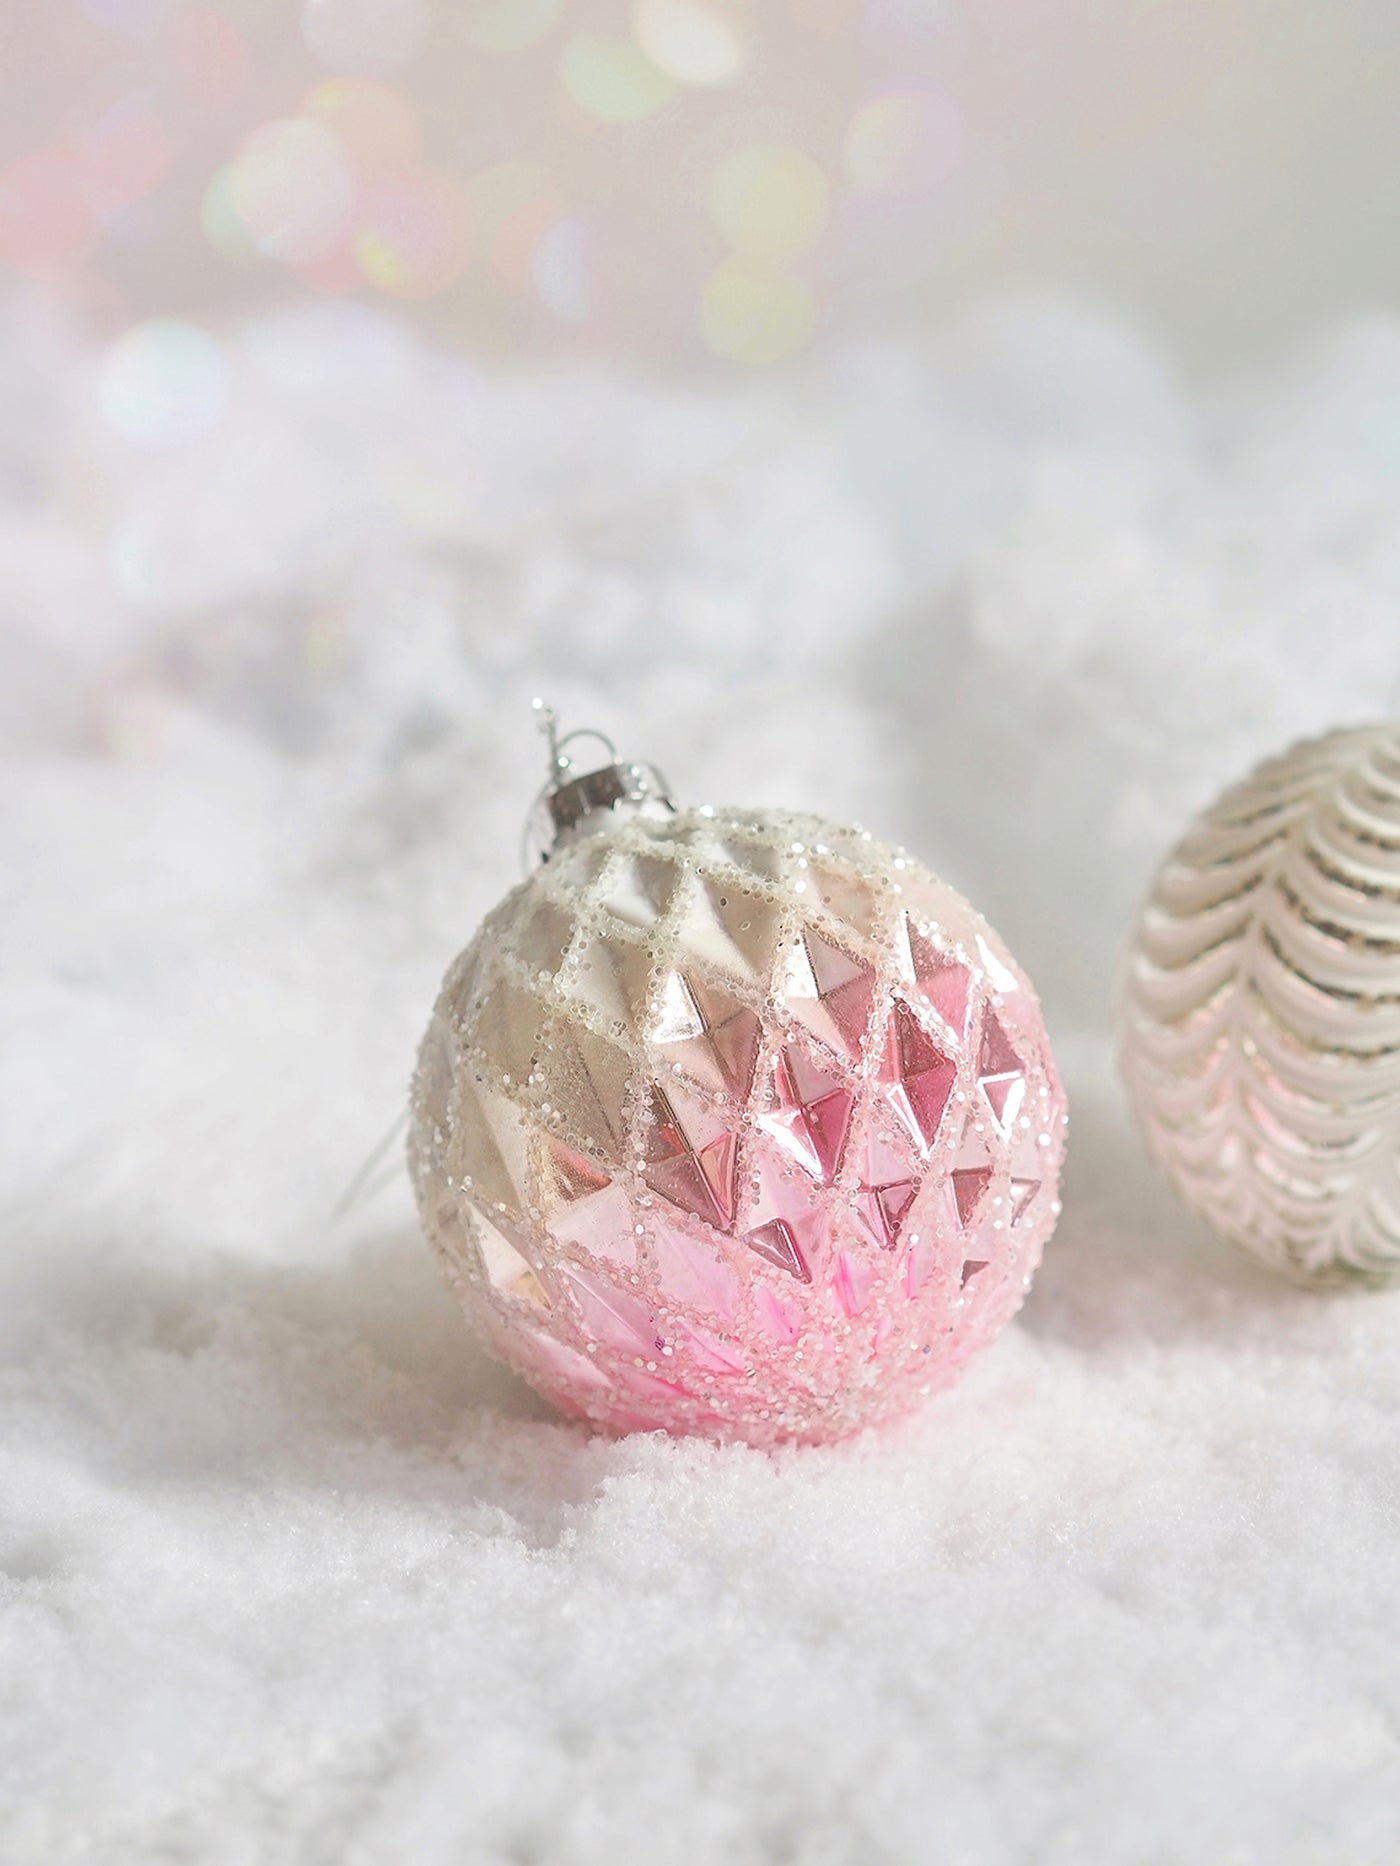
[4,294,1400,1864]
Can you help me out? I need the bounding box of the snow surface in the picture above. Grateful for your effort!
[5,292,1400,1863]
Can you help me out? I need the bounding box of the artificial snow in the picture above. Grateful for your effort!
[4,292,1400,1863]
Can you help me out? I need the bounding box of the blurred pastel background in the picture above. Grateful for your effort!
[6,0,1400,369]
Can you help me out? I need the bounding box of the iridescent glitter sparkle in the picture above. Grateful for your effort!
[410,806,1067,1447]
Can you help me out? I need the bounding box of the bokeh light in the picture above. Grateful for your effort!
[462,0,563,55]
[99,318,230,447]
[169,9,250,111]
[632,0,746,86]
[199,163,258,264]
[706,146,830,260]
[80,95,171,218]
[701,258,815,363]
[0,147,93,274]
[301,78,422,182]
[300,0,431,75]
[844,89,962,193]
[355,169,471,297]
[229,117,357,265]
[467,159,566,294]
[292,243,365,296]
[561,32,677,124]
[0,0,985,367]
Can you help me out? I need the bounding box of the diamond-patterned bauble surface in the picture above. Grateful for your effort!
[409,807,1068,1447]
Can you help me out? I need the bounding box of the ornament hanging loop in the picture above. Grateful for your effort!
[522,699,676,870]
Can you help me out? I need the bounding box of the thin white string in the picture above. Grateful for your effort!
[332,1105,410,1219]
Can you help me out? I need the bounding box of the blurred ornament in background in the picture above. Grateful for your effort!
[409,716,1067,1447]
[1119,722,1400,1288]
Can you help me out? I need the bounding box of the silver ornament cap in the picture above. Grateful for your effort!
[527,700,675,864]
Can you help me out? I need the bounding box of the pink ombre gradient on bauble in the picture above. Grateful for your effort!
[410,806,1067,1448]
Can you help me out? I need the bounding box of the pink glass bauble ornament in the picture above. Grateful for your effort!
[409,726,1068,1447]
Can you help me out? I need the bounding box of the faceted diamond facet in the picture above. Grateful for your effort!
[651,970,704,1044]
[564,933,653,1032]
[1009,1178,1041,1224]
[952,1170,992,1227]
[881,998,956,1152]
[458,1076,534,1217]
[897,915,973,1042]
[472,1209,549,1308]
[870,1179,919,1245]
[745,1218,812,1283]
[548,1019,632,1153]
[678,877,782,980]
[542,1145,636,1266]
[474,977,548,1087]
[827,1250,870,1317]
[753,1284,800,1342]
[653,1225,739,1318]
[561,1263,660,1355]
[756,1044,854,1183]
[782,927,875,1057]
[978,1014,1026,1133]
[677,1320,747,1374]
[855,1123,921,1248]
[810,862,882,937]
[600,852,678,929]
[740,1150,827,1284]
[949,1117,998,1228]
[515,900,575,976]
[650,971,761,1100]
[642,1084,739,1230]
[541,1137,611,1206]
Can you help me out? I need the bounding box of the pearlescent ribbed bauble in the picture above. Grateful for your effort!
[1119,721,1400,1288]
[410,780,1067,1447]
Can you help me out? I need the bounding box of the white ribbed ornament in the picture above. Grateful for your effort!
[1119,722,1400,1287]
